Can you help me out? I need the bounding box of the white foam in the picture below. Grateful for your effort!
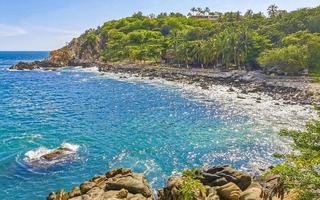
[97,71,318,131]
[24,143,80,166]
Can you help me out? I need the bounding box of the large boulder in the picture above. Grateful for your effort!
[105,170,153,198]
[216,182,242,200]
[202,165,252,191]
[47,168,154,200]
[158,176,184,200]
[239,182,262,200]
[158,175,219,200]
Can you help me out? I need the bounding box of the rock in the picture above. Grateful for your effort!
[41,147,73,161]
[200,82,209,90]
[206,187,220,200]
[48,168,154,200]
[202,173,228,186]
[81,187,104,200]
[48,192,57,200]
[237,96,246,99]
[240,182,262,200]
[47,190,69,200]
[68,187,81,198]
[103,190,150,200]
[68,197,82,200]
[106,172,152,198]
[80,181,96,194]
[217,182,241,200]
[203,165,252,191]
[105,168,132,178]
[91,175,106,184]
[158,176,183,200]
[117,188,129,198]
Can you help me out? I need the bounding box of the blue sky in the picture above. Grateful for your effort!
[0,0,319,51]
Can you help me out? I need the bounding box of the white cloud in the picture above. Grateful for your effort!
[0,24,27,37]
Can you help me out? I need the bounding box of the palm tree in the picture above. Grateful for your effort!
[196,7,203,15]
[245,9,254,16]
[190,7,197,15]
[204,7,210,15]
[267,4,279,17]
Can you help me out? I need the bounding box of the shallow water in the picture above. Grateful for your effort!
[0,52,303,199]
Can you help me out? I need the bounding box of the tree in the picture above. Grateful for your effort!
[268,4,279,17]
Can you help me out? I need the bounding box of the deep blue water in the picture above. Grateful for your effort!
[0,52,284,199]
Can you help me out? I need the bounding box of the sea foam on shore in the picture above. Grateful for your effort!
[79,67,318,131]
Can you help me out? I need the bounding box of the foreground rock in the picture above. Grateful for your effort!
[48,168,153,200]
[49,166,290,200]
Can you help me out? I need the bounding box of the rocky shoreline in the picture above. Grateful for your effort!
[10,60,320,106]
[47,166,290,200]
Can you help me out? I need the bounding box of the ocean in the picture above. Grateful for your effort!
[0,51,291,199]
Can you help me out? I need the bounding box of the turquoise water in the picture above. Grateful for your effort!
[0,52,283,199]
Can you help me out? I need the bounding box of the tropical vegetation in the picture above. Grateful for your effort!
[73,5,320,75]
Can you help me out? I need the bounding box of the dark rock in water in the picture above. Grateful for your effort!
[10,60,62,70]
[41,147,73,161]
[24,143,79,168]
[202,165,252,191]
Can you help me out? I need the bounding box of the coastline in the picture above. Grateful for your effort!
[88,63,318,131]
[9,61,319,200]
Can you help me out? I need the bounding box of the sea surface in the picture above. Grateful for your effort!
[0,51,290,199]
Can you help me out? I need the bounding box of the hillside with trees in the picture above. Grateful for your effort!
[66,5,320,75]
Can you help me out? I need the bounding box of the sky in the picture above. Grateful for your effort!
[0,0,319,51]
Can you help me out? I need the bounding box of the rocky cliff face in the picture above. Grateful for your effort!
[10,29,105,70]
[64,29,105,63]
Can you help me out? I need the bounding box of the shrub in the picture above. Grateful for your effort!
[266,108,320,199]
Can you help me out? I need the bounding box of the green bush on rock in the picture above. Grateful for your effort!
[266,108,320,199]
[178,169,206,200]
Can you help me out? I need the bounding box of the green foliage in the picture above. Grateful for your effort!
[74,5,320,73]
[258,45,309,74]
[259,31,320,74]
[266,110,320,199]
[178,169,206,200]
